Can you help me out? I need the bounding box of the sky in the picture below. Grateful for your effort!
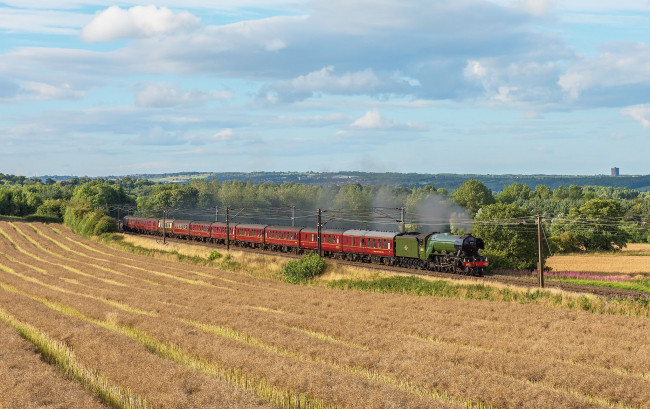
[1,0,650,177]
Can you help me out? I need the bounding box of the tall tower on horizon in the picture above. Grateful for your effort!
[611,167,619,177]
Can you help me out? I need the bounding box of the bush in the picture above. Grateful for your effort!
[63,198,116,237]
[35,199,66,221]
[551,231,582,253]
[281,252,327,284]
[208,251,222,261]
[93,215,117,235]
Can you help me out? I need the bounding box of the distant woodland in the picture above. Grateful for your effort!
[2,171,650,270]
[35,171,650,192]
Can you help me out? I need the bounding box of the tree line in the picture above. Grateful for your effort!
[2,173,649,270]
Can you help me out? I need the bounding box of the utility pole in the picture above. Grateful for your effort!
[317,208,322,257]
[400,207,405,233]
[226,207,230,251]
[215,206,219,222]
[537,215,544,288]
[162,205,167,244]
[291,206,295,227]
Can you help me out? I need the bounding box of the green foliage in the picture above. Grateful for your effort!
[552,199,630,252]
[93,215,118,235]
[72,181,135,218]
[64,198,116,237]
[35,199,66,221]
[0,187,42,216]
[474,203,538,270]
[281,252,327,284]
[327,276,650,317]
[551,231,582,253]
[452,179,495,215]
[208,250,222,261]
[498,182,532,204]
[333,184,372,228]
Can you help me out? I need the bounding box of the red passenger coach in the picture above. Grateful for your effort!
[265,226,302,251]
[171,220,191,239]
[189,221,212,240]
[235,224,265,247]
[300,228,345,254]
[142,218,159,233]
[123,216,158,234]
[123,215,136,231]
[210,222,237,243]
[342,230,396,260]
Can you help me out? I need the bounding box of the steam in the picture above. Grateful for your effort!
[415,195,473,234]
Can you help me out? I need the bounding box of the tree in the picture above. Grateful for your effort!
[452,179,495,215]
[333,184,372,225]
[473,203,537,270]
[532,185,552,200]
[498,182,532,204]
[552,199,629,252]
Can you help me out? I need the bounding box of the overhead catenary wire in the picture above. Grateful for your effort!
[120,204,650,240]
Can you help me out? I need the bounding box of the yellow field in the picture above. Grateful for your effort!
[1,222,649,409]
[547,243,650,274]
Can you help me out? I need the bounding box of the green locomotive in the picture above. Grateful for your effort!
[394,232,488,275]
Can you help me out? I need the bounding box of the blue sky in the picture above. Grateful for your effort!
[1,0,650,177]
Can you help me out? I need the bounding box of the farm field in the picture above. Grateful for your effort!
[0,222,649,409]
[546,243,650,275]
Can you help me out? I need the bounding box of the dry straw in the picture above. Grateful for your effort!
[0,306,150,409]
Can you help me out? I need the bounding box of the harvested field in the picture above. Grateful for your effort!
[547,249,650,275]
[1,221,649,409]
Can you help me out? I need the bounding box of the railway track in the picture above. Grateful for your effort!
[124,233,650,299]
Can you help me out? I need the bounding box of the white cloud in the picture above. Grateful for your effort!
[290,66,381,93]
[81,6,200,42]
[464,60,487,80]
[558,43,650,102]
[134,83,231,108]
[351,109,394,129]
[276,113,348,126]
[212,128,234,140]
[260,66,410,102]
[621,105,650,129]
[350,108,426,131]
[22,81,85,100]
[489,0,648,12]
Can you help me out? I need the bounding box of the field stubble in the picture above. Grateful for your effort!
[0,221,649,409]
[547,243,650,275]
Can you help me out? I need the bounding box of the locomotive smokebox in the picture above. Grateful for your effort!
[462,236,484,255]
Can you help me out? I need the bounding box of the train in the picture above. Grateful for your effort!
[122,216,489,276]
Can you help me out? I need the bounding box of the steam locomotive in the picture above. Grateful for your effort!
[123,216,489,276]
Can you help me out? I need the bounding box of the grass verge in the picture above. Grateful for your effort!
[326,276,650,318]
[99,233,240,270]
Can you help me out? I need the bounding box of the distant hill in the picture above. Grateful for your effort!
[93,171,650,192]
